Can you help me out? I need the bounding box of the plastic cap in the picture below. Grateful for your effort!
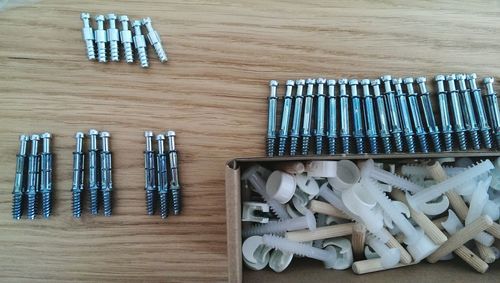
[328,160,360,191]
[269,250,293,272]
[266,171,296,204]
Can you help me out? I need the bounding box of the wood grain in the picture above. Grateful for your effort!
[1,0,500,282]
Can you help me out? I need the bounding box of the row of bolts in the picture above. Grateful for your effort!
[267,74,500,156]
[11,130,181,219]
[80,13,168,67]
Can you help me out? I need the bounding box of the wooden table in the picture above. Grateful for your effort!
[0,0,499,281]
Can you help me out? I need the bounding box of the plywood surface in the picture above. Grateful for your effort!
[0,0,499,282]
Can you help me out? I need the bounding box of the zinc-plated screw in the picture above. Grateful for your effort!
[106,14,120,62]
[457,74,481,150]
[483,77,500,148]
[156,134,169,219]
[144,131,157,216]
[40,133,53,218]
[393,78,416,153]
[26,134,40,220]
[12,135,29,220]
[267,80,278,157]
[301,79,316,155]
[435,75,454,151]
[80,13,96,60]
[290,79,305,156]
[88,129,100,215]
[326,80,338,155]
[315,78,327,155]
[94,15,108,63]
[405,77,429,153]
[361,79,378,154]
[142,17,168,62]
[446,74,468,151]
[132,20,149,68]
[349,79,365,154]
[467,73,492,149]
[100,132,113,216]
[278,80,295,156]
[119,15,134,63]
[167,131,181,215]
[72,132,85,218]
[381,75,404,152]
[416,77,442,152]
[339,79,350,154]
[371,79,392,154]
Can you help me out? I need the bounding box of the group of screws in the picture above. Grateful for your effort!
[72,130,113,218]
[11,133,53,220]
[266,74,500,157]
[144,130,182,219]
[80,13,168,68]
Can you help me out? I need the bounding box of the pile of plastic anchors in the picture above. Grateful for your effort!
[80,13,168,68]
[11,133,53,220]
[241,158,500,274]
[143,130,182,219]
[71,130,113,218]
[266,74,500,157]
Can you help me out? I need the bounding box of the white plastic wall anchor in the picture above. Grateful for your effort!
[482,200,499,221]
[295,174,320,198]
[241,166,291,220]
[266,170,296,204]
[262,234,338,269]
[269,250,294,272]
[442,210,494,247]
[360,159,423,193]
[242,211,316,238]
[342,183,384,236]
[466,177,492,225]
[366,234,401,268]
[400,164,430,178]
[455,179,477,197]
[382,201,410,229]
[242,236,273,270]
[407,160,494,213]
[242,202,270,223]
[490,157,500,190]
[322,238,353,270]
[327,160,360,191]
[364,246,380,259]
[306,161,338,178]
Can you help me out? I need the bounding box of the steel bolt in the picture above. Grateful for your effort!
[349,79,365,154]
[100,132,113,216]
[266,80,278,157]
[467,73,492,149]
[301,79,316,155]
[361,79,378,154]
[88,129,100,215]
[371,79,392,153]
[40,133,53,218]
[446,74,468,150]
[142,17,168,62]
[339,79,350,154]
[315,78,327,155]
[72,132,85,218]
[483,77,500,148]
[26,134,40,220]
[290,79,305,156]
[326,80,338,155]
[405,78,429,153]
[144,131,157,216]
[416,77,442,152]
[457,74,481,150]
[393,78,416,153]
[381,75,404,152]
[80,13,96,60]
[278,80,295,156]
[156,134,169,219]
[132,20,149,68]
[94,15,108,63]
[435,75,454,151]
[119,15,134,63]
[12,135,29,220]
[167,131,181,215]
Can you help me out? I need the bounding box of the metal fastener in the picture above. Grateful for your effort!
[349,79,365,154]
[119,15,134,63]
[266,80,278,157]
[360,79,378,154]
[88,129,100,215]
[106,14,120,62]
[94,15,108,63]
[393,78,416,153]
[167,130,181,215]
[144,131,157,216]
[315,78,327,155]
[457,74,481,150]
[12,135,29,220]
[80,13,95,60]
[157,134,169,219]
[371,79,392,154]
[435,75,454,151]
[132,20,149,68]
[416,77,442,152]
[100,131,113,216]
[40,133,53,218]
[483,77,500,148]
[26,134,40,220]
[290,79,305,156]
[72,132,85,218]
[339,79,350,154]
[326,80,338,155]
[446,74,468,151]
[381,75,404,152]
[278,80,295,156]
[301,79,316,155]
[142,17,168,62]
[467,73,492,149]
[404,78,429,153]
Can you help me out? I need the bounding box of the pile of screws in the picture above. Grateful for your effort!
[241,158,500,274]
[72,130,113,218]
[80,13,168,68]
[11,133,53,220]
[144,130,182,219]
[266,74,500,157]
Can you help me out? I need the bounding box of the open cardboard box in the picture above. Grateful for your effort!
[226,152,500,282]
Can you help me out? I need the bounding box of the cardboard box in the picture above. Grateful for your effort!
[226,153,500,282]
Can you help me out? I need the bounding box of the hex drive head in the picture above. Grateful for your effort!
[317,78,327,84]
[144,131,154,137]
[466,73,477,80]
[295,79,305,86]
[391,78,402,85]
[89,129,99,135]
[19,134,29,141]
[327,79,336,86]
[269,80,278,87]
[446,74,456,81]
[41,132,52,139]
[348,79,359,85]
[370,79,380,86]
[404,77,415,84]
[286,80,295,86]
[75,132,84,138]
[119,15,129,22]
[156,134,165,140]
[360,79,370,85]
[81,12,90,20]
[306,78,316,85]
[338,79,348,85]
[381,75,392,82]
[100,132,110,138]
[484,77,494,84]
[435,75,445,81]
[167,130,176,137]
[142,17,152,25]
[107,13,117,20]
[456,74,466,80]
[95,15,105,21]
